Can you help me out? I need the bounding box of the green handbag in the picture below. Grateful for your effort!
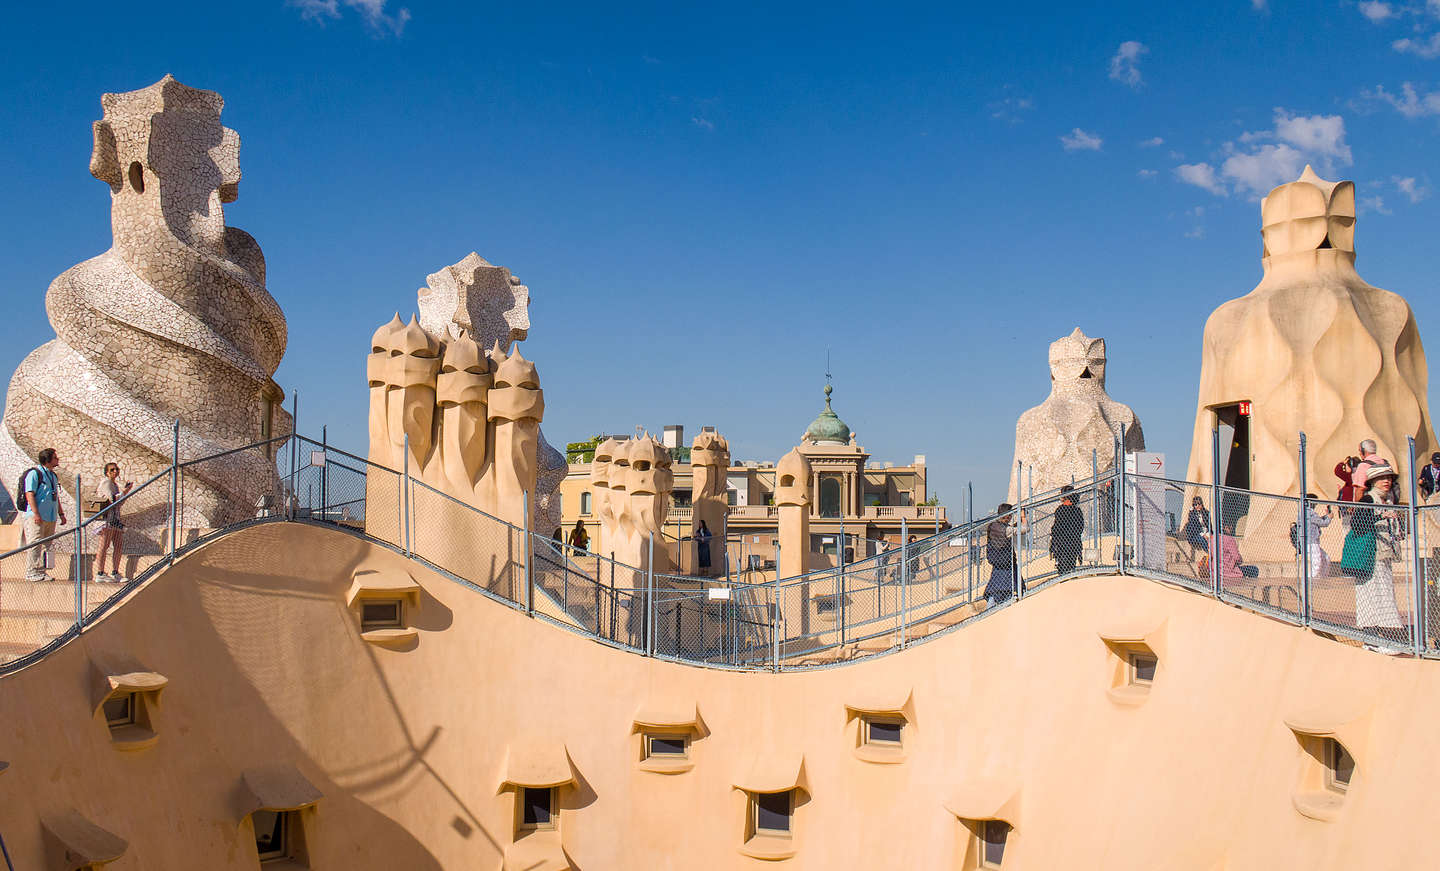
[1339,529,1376,579]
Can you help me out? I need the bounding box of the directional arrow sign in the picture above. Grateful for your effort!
[1127,452,1166,477]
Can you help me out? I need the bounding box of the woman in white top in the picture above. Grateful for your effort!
[93,462,133,582]
[1304,494,1332,578]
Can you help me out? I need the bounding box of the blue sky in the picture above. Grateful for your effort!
[3,0,1440,512]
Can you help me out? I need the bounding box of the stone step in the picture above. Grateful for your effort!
[0,579,116,612]
[0,553,167,584]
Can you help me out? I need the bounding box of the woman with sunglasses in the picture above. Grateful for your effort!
[93,462,133,582]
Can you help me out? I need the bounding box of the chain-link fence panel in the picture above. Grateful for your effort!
[1419,504,1440,656]
[1212,487,1303,622]
[650,579,732,663]
[176,437,289,547]
[1154,481,1219,593]
[579,550,649,653]
[407,479,523,606]
[1,466,174,669]
[292,445,372,531]
[1014,479,1111,590]
[0,521,82,668]
[797,563,847,659]
[1309,497,1418,651]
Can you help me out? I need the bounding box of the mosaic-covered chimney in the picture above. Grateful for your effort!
[1,75,291,539]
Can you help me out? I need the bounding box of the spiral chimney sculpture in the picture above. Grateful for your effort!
[0,76,290,538]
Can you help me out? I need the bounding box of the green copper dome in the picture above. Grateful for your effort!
[805,384,852,445]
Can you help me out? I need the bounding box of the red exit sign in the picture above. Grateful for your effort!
[1238,401,1252,417]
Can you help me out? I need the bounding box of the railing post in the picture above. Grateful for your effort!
[169,419,179,561]
[772,540,781,672]
[1111,423,1123,572]
[1298,433,1310,626]
[1211,427,1222,597]
[321,425,328,518]
[900,517,909,649]
[967,481,974,600]
[838,523,847,645]
[401,433,411,558]
[1092,449,1100,560]
[1410,437,1424,656]
[646,533,655,656]
[73,474,84,629]
[523,489,533,616]
[1011,503,1022,601]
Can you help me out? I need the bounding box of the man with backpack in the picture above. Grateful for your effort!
[18,448,67,581]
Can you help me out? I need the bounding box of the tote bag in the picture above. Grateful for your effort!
[1339,529,1376,580]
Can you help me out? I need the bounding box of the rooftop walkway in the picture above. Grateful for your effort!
[3,431,1438,675]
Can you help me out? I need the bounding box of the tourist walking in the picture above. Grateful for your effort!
[18,448,67,581]
[1340,465,1407,651]
[1303,495,1332,579]
[567,519,589,553]
[92,462,133,582]
[695,520,713,573]
[1419,452,1440,501]
[983,503,1021,604]
[1050,485,1085,575]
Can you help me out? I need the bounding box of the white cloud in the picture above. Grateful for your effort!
[1393,175,1430,201]
[291,0,410,34]
[1109,41,1149,89]
[1061,128,1104,151]
[1221,144,1308,196]
[1359,1,1397,21]
[691,116,715,131]
[1271,110,1352,165]
[1138,168,1158,178]
[1363,82,1440,118]
[1175,163,1226,194]
[1140,136,1165,147]
[1394,33,1440,56]
[1187,108,1354,196]
[1360,195,1393,215]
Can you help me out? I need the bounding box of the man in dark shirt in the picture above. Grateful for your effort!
[1050,485,1085,576]
[1419,452,1440,501]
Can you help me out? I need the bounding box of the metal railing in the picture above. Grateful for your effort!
[5,427,1439,676]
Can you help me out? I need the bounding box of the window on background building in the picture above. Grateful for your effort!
[751,790,792,837]
[727,490,737,507]
[819,477,841,518]
[580,491,592,515]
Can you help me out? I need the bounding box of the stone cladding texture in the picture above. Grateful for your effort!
[1,76,291,544]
